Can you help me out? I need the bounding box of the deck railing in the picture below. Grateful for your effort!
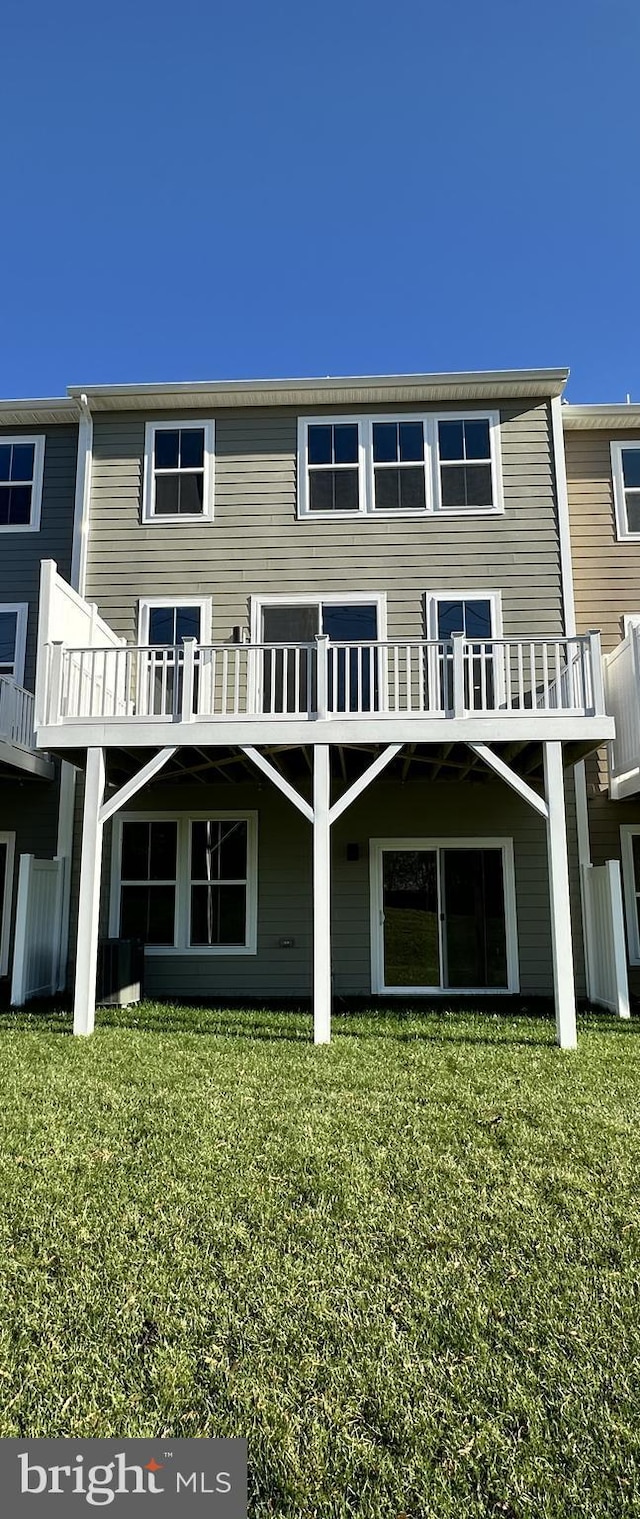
[41,632,604,726]
[604,627,640,792]
[0,678,37,749]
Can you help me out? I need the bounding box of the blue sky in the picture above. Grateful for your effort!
[1,0,638,402]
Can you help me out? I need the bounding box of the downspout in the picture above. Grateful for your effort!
[56,393,94,989]
[550,393,593,999]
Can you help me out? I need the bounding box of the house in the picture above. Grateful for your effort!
[564,401,640,1000]
[29,368,613,1048]
[0,395,80,1002]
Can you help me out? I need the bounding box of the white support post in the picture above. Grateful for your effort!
[181,637,197,721]
[313,744,331,1045]
[544,741,577,1050]
[452,631,465,718]
[73,747,105,1037]
[316,634,329,720]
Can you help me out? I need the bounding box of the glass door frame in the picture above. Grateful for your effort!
[369,836,519,995]
[250,592,387,716]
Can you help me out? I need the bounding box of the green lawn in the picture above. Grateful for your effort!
[0,1002,639,1518]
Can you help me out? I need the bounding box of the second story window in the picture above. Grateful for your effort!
[372,422,426,511]
[0,605,27,684]
[307,423,361,512]
[142,421,214,524]
[0,436,44,532]
[437,418,495,511]
[612,442,640,539]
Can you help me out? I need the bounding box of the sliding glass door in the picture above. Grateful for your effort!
[374,841,514,993]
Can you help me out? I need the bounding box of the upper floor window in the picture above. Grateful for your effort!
[612,442,640,540]
[142,421,214,523]
[0,436,44,532]
[297,413,502,519]
[0,604,28,685]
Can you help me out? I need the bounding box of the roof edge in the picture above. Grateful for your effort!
[563,403,640,430]
[67,366,570,407]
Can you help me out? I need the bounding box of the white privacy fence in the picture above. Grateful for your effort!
[42,632,605,725]
[604,628,640,796]
[10,854,66,1006]
[0,679,36,749]
[582,860,630,1017]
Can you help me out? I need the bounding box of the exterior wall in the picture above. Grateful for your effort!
[76,773,585,1003]
[85,400,566,642]
[565,424,640,995]
[0,421,78,990]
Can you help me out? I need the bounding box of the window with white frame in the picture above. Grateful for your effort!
[253,594,385,713]
[142,421,214,523]
[621,825,640,964]
[0,436,44,531]
[425,592,502,711]
[0,605,27,684]
[612,442,640,539]
[111,813,258,954]
[297,413,501,518]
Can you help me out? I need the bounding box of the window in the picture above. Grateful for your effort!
[436,417,496,511]
[621,826,640,964]
[111,813,258,955]
[0,436,44,531]
[297,413,501,518]
[0,833,16,978]
[425,592,502,712]
[253,594,385,713]
[612,442,640,539]
[0,605,28,685]
[142,421,214,523]
[137,598,212,716]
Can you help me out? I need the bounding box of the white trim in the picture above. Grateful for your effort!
[99,748,178,825]
[71,396,93,594]
[0,435,45,533]
[297,411,503,520]
[109,810,258,955]
[142,419,215,524]
[0,831,16,978]
[543,741,577,1049]
[424,589,503,640]
[468,743,548,819]
[137,596,212,645]
[620,824,640,964]
[611,440,640,542]
[550,396,576,636]
[0,603,28,685]
[369,836,519,995]
[240,746,314,822]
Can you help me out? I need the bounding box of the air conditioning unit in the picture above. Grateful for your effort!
[97,939,144,1006]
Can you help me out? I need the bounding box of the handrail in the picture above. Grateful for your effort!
[0,678,37,749]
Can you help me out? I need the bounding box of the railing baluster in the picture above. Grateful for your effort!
[393,645,399,711]
[406,646,412,713]
[554,642,562,709]
[517,643,524,710]
[541,643,550,708]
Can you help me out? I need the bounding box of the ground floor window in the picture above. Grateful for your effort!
[0,832,16,977]
[620,825,640,964]
[370,837,518,993]
[110,812,258,954]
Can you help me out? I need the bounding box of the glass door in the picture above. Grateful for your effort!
[379,845,510,991]
[382,850,441,988]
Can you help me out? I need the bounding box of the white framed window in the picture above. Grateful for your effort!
[138,597,212,646]
[0,435,44,532]
[109,812,258,955]
[142,420,215,524]
[0,832,16,978]
[0,604,28,685]
[369,836,519,994]
[612,442,640,540]
[251,592,387,713]
[297,412,502,519]
[620,825,640,964]
[425,590,503,711]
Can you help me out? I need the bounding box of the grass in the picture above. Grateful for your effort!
[0,1001,639,1517]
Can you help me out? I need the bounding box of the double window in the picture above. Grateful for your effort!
[612,442,640,539]
[0,605,28,685]
[142,421,215,523]
[0,436,44,532]
[111,813,258,953]
[297,413,501,518]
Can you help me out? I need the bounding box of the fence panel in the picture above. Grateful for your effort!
[10,855,65,1005]
[583,860,630,1017]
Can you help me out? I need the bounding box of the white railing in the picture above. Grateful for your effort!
[604,627,640,794]
[42,632,605,725]
[0,678,37,749]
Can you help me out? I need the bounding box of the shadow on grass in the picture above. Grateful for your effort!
[0,996,633,1047]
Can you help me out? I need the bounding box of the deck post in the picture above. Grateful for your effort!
[313,743,331,1044]
[73,746,105,1036]
[543,740,577,1049]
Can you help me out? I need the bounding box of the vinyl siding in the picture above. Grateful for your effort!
[0,423,77,689]
[565,428,640,651]
[85,401,565,642]
[70,775,585,1002]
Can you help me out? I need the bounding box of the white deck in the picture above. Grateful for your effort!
[0,677,54,779]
